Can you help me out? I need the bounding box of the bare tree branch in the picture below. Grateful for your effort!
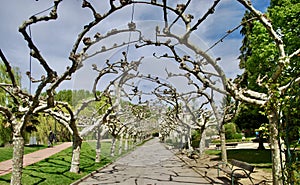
[0,50,18,87]
[184,0,221,38]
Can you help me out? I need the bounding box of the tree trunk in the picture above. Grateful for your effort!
[95,126,102,163]
[95,146,101,163]
[268,109,282,185]
[180,132,184,150]
[186,126,192,150]
[11,134,24,185]
[199,129,206,156]
[220,124,227,164]
[124,133,129,151]
[118,133,123,155]
[110,137,116,157]
[70,134,82,173]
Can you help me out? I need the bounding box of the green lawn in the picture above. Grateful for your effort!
[0,141,132,185]
[206,149,272,168]
[0,145,48,162]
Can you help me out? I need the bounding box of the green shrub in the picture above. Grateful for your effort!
[191,139,200,148]
[191,130,201,148]
[225,123,236,139]
[225,123,243,140]
[233,133,243,139]
[152,132,159,137]
[0,121,12,146]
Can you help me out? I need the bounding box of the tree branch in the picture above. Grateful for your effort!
[0,50,17,87]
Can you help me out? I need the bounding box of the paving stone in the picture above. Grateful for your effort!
[76,138,210,185]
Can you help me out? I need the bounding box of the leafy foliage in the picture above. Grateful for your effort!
[238,0,300,132]
[233,103,268,137]
[239,12,277,93]
[224,123,243,140]
[0,62,21,146]
[55,89,94,107]
[0,118,12,146]
[238,0,300,183]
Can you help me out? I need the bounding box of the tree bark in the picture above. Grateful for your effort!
[118,133,123,155]
[110,137,116,157]
[10,134,24,185]
[95,126,102,163]
[220,124,227,164]
[70,134,82,173]
[268,108,282,185]
[180,131,184,150]
[186,126,192,150]
[124,133,129,151]
[198,129,206,156]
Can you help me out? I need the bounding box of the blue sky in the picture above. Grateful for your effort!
[0,0,270,96]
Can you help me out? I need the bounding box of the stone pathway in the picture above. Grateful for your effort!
[73,138,210,185]
[0,142,72,176]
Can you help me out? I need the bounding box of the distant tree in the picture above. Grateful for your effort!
[0,62,21,146]
[54,90,72,106]
[54,89,94,107]
[0,118,12,146]
[233,103,268,137]
[224,122,242,140]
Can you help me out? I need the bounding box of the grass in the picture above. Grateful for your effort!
[0,145,47,162]
[205,149,221,156]
[205,149,272,168]
[0,141,132,185]
[210,138,254,144]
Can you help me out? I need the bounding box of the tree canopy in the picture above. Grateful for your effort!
[238,0,299,182]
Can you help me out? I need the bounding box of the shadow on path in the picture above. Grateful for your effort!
[73,138,211,185]
[0,142,72,176]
